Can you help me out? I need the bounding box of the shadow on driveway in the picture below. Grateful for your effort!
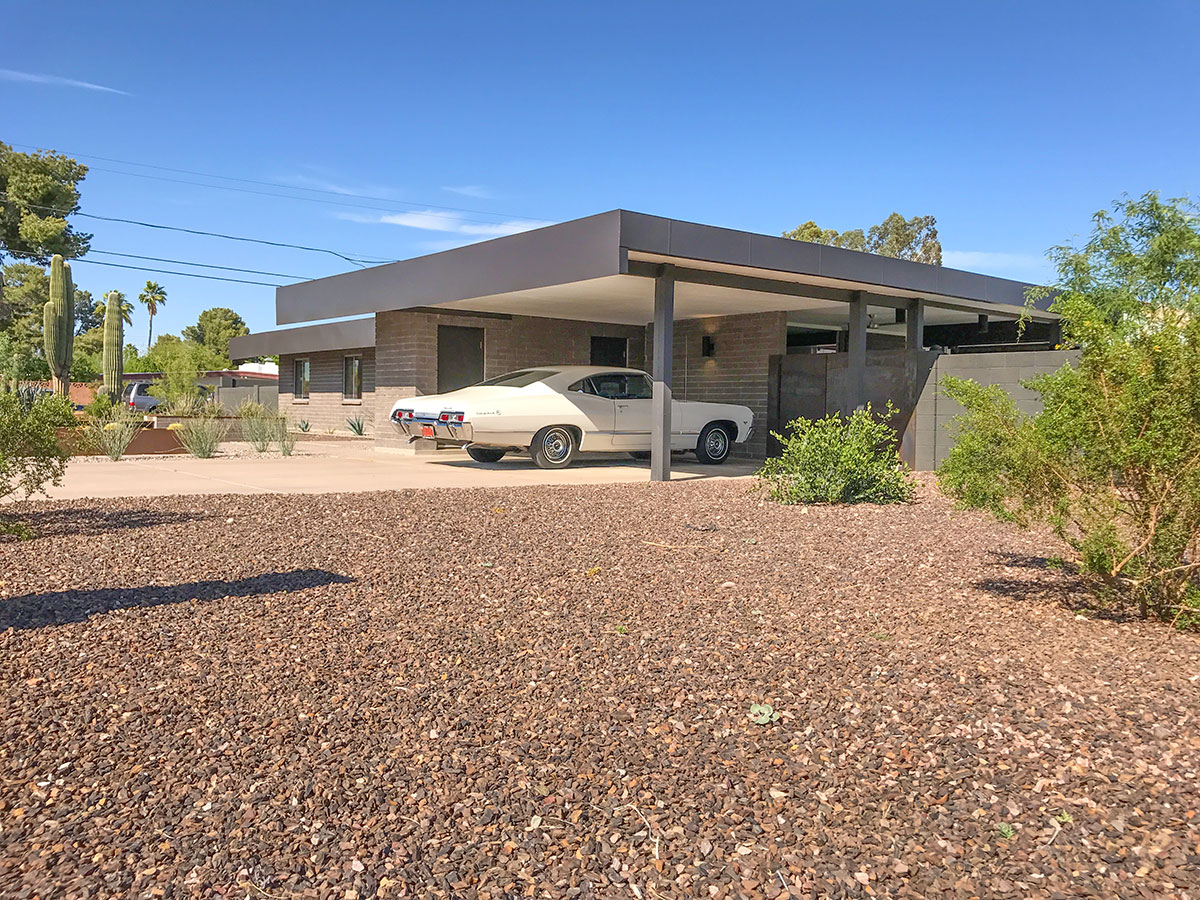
[0,569,353,631]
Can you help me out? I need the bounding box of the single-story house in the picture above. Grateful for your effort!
[230,210,1065,480]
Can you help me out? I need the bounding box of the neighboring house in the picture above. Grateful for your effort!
[230,209,1065,475]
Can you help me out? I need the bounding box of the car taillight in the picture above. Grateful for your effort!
[438,412,450,423]
[451,413,465,423]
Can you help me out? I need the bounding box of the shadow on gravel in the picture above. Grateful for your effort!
[0,569,353,631]
[13,507,209,537]
[975,552,1141,623]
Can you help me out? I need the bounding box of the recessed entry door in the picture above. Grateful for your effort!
[590,335,628,367]
[437,325,485,392]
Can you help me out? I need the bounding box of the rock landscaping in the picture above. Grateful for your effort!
[1,479,1197,898]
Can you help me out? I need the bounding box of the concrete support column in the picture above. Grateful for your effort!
[847,291,867,411]
[651,266,675,482]
[906,298,925,350]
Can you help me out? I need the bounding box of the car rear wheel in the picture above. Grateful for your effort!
[531,426,577,469]
[466,446,506,464]
[695,423,732,464]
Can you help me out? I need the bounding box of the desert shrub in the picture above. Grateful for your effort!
[84,407,141,461]
[238,401,275,452]
[0,392,71,511]
[938,192,1200,626]
[346,415,365,435]
[178,411,229,459]
[275,417,297,456]
[83,391,116,419]
[297,419,310,433]
[757,403,915,505]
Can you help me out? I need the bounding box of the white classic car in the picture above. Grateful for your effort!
[389,366,753,468]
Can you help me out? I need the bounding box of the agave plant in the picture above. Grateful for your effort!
[346,416,365,435]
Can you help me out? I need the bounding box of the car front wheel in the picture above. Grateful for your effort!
[531,426,577,469]
[466,446,506,463]
[695,423,733,464]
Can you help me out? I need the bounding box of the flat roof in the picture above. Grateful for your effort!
[229,317,375,360]
[274,209,1055,328]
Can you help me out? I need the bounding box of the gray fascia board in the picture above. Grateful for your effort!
[616,210,1045,309]
[275,210,625,325]
[229,317,375,360]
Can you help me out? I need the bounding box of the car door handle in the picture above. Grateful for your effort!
[615,402,629,409]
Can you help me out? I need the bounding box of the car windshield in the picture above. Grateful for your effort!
[477,369,555,388]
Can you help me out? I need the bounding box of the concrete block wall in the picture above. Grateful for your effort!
[374,309,646,450]
[647,311,788,459]
[279,348,375,434]
[914,349,1078,470]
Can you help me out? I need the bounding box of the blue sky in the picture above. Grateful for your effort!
[3,0,1197,346]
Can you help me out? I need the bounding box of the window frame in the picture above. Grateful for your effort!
[293,358,311,402]
[342,354,363,403]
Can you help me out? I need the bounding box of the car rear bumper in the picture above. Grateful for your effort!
[389,409,474,444]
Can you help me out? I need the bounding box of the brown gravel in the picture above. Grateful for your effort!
[1,478,1198,899]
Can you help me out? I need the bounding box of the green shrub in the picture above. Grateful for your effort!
[83,391,116,419]
[0,392,71,507]
[178,413,229,458]
[757,403,915,505]
[84,408,141,461]
[238,402,275,452]
[938,192,1200,626]
[275,417,297,456]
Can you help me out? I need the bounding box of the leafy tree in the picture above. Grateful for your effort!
[74,289,100,334]
[0,263,48,355]
[938,192,1200,625]
[0,143,91,265]
[94,291,133,327]
[181,307,248,363]
[137,280,167,349]
[784,212,942,264]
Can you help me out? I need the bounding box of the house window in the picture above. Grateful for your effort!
[343,355,362,401]
[293,358,310,400]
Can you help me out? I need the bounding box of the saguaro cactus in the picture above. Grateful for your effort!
[42,255,75,397]
[102,290,124,402]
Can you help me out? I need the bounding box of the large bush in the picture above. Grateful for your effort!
[938,193,1200,625]
[758,403,915,505]
[0,391,70,506]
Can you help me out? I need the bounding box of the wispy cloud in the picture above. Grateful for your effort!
[277,170,398,197]
[0,68,128,95]
[443,185,496,199]
[338,209,555,238]
[943,249,1052,282]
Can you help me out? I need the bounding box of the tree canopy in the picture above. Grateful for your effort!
[182,307,248,359]
[0,143,91,264]
[783,212,942,265]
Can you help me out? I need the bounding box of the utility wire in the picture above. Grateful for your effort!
[0,192,397,267]
[10,142,539,222]
[86,165,531,227]
[88,249,312,280]
[71,258,285,287]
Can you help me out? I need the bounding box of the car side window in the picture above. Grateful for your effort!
[624,375,653,399]
[567,378,598,395]
[591,375,626,399]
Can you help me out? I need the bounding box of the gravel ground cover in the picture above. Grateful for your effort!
[1,479,1198,899]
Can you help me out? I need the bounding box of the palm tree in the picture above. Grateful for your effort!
[138,281,167,349]
[94,291,134,327]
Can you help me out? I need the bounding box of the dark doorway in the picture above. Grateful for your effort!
[590,335,628,367]
[437,325,484,392]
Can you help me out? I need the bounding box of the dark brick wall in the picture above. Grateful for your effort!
[646,311,788,459]
[278,347,375,434]
[374,310,646,449]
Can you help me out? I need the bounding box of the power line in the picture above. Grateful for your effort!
[71,257,284,287]
[88,249,312,280]
[10,142,540,222]
[0,192,397,267]
[86,165,532,228]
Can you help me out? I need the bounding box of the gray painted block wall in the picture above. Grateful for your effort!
[913,349,1079,471]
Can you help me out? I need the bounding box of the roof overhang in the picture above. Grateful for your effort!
[229,317,375,359]
[274,209,1056,327]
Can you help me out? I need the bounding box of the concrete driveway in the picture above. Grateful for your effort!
[23,439,759,500]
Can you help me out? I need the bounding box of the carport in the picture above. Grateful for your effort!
[273,210,1056,481]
